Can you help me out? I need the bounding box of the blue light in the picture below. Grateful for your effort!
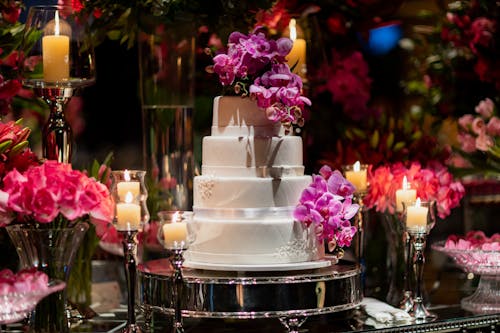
[361,23,402,56]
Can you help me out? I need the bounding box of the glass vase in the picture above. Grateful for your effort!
[6,223,89,333]
[138,19,196,212]
[380,212,406,306]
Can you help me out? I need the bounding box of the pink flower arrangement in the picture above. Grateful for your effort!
[445,230,500,251]
[457,98,499,154]
[0,160,114,226]
[0,268,49,295]
[293,165,359,252]
[212,27,311,132]
[364,161,465,219]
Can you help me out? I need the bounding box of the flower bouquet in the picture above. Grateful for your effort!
[452,98,500,178]
[293,165,359,258]
[211,27,311,134]
[0,160,114,333]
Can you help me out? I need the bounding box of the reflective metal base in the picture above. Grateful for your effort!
[138,257,362,319]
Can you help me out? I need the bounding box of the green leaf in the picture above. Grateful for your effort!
[106,30,122,40]
[0,140,12,154]
[370,130,380,148]
[10,141,28,154]
[393,142,406,151]
[386,132,394,149]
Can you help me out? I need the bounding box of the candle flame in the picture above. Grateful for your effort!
[172,211,179,223]
[353,161,361,172]
[415,197,421,207]
[402,176,408,190]
[124,169,130,182]
[125,191,133,203]
[54,11,60,36]
[289,19,297,41]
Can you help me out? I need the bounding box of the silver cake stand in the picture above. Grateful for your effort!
[137,256,362,332]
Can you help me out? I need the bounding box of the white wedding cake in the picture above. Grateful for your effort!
[186,96,322,267]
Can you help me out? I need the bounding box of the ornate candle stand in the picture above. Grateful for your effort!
[157,211,195,333]
[403,200,437,322]
[111,170,150,333]
[18,5,95,163]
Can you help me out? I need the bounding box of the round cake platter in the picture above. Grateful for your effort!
[138,256,362,331]
[183,258,332,271]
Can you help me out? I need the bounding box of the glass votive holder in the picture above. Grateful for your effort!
[342,161,369,195]
[402,199,436,235]
[157,211,195,250]
[111,170,150,231]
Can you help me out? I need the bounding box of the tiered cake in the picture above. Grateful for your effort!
[186,96,322,266]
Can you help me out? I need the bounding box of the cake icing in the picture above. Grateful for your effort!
[186,96,320,266]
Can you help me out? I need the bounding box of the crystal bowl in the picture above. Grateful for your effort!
[432,241,500,314]
[0,280,66,324]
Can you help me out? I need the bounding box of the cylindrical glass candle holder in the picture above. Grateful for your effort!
[111,170,150,231]
[342,161,369,195]
[157,211,194,250]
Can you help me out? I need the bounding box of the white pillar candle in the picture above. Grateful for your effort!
[42,11,69,82]
[345,161,367,192]
[117,182,139,201]
[116,191,141,229]
[395,176,416,213]
[162,222,188,248]
[406,198,428,228]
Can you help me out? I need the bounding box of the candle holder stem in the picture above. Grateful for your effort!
[400,230,414,312]
[119,230,142,333]
[169,248,185,333]
[409,232,435,321]
[36,87,74,163]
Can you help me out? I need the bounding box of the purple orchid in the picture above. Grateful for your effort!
[294,165,359,253]
[212,28,310,132]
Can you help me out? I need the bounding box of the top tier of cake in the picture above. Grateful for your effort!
[211,96,284,137]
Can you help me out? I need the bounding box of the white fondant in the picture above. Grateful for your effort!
[193,176,311,208]
[211,96,284,137]
[186,218,322,265]
[202,135,304,170]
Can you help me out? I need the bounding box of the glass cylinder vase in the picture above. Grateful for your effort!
[380,212,407,307]
[138,19,196,213]
[6,223,89,333]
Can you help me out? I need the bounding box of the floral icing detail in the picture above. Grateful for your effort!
[197,176,215,201]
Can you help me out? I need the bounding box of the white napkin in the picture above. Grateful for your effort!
[362,297,413,324]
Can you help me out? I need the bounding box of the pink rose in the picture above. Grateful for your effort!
[475,98,495,119]
[475,133,494,151]
[471,117,486,135]
[458,133,477,153]
[486,116,500,136]
[458,114,474,130]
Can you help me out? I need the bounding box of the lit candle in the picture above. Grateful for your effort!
[42,10,70,82]
[117,170,139,201]
[162,212,188,248]
[406,198,428,228]
[395,176,417,213]
[116,192,141,230]
[286,19,306,77]
[345,161,367,193]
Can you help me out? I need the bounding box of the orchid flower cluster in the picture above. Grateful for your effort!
[445,230,500,251]
[212,27,311,133]
[293,165,359,253]
[0,160,114,227]
[0,268,48,295]
[364,161,465,219]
